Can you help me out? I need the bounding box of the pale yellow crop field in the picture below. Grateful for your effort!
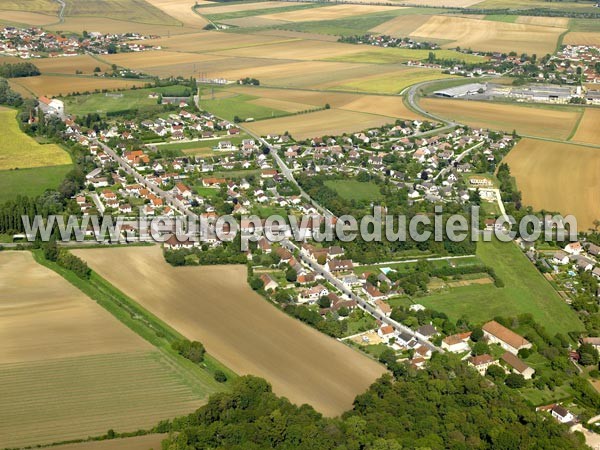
[137,31,297,53]
[198,1,295,14]
[246,108,395,139]
[145,0,208,28]
[0,251,210,449]
[515,16,570,28]
[571,108,600,145]
[503,138,600,231]
[258,4,403,22]
[33,55,111,75]
[337,95,425,120]
[411,15,565,55]
[0,10,57,25]
[212,39,377,61]
[564,32,600,46]
[102,50,227,69]
[45,17,199,35]
[10,75,147,97]
[73,246,386,417]
[370,14,433,37]
[419,98,581,140]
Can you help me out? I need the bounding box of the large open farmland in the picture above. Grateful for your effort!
[258,4,404,23]
[144,0,208,28]
[410,15,565,55]
[0,0,58,14]
[73,246,386,417]
[571,108,600,145]
[63,0,180,26]
[0,10,57,26]
[330,68,458,94]
[564,32,600,46]
[0,251,213,448]
[197,1,299,15]
[9,75,148,97]
[503,138,600,231]
[419,98,581,140]
[369,14,434,36]
[245,108,396,140]
[0,108,70,170]
[33,55,112,75]
[416,239,584,336]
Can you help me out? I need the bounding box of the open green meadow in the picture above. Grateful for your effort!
[415,238,584,336]
[0,109,71,170]
[197,92,291,122]
[324,180,382,202]
[331,69,458,94]
[63,86,190,116]
[0,165,72,202]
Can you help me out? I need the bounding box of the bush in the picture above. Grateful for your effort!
[172,339,205,363]
[505,373,526,388]
[214,370,227,383]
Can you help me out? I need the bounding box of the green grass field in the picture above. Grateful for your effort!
[198,93,289,122]
[63,86,189,116]
[274,8,448,36]
[0,109,71,170]
[332,69,457,94]
[0,351,210,448]
[328,49,485,65]
[416,238,584,336]
[324,179,382,202]
[484,14,518,23]
[0,165,72,202]
[205,3,325,22]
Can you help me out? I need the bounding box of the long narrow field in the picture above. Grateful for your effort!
[73,246,386,417]
[503,138,600,231]
[419,98,581,140]
[570,108,600,145]
[410,15,566,55]
[245,108,396,140]
[257,4,404,23]
[33,55,112,75]
[63,0,180,26]
[0,164,72,203]
[45,434,166,450]
[416,238,584,336]
[0,108,71,170]
[9,75,148,97]
[0,251,215,449]
[0,10,57,25]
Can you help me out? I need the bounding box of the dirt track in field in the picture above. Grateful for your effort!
[74,246,386,416]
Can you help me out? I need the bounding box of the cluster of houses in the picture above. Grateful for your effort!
[0,26,159,59]
[339,34,439,50]
[549,241,600,282]
[555,44,600,85]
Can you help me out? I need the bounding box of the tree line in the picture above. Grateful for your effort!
[0,62,40,78]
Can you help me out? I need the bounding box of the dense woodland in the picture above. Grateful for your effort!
[156,355,587,450]
[0,62,40,78]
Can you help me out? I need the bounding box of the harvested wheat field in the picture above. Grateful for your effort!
[45,435,166,450]
[396,0,483,5]
[515,16,570,28]
[45,17,199,35]
[0,10,57,25]
[0,251,213,449]
[10,75,147,97]
[230,85,362,107]
[73,246,386,417]
[145,0,208,28]
[411,15,564,55]
[564,32,600,46]
[198,0,292,14]
[258,4,403,22]
[503,138,600,231]
[247,108,395,139]
[138,31,296,53]
[570,108,600,145]
[33,55,111,75]
[337,95,425,120]
[213,39,378,61]
[370,14,433,37]
[419,98,581,140]
[102,50,227,70]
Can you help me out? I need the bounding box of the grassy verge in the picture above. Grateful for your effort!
[31,248,237,384]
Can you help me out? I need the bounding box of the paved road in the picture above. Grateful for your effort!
[282,239,443,353]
